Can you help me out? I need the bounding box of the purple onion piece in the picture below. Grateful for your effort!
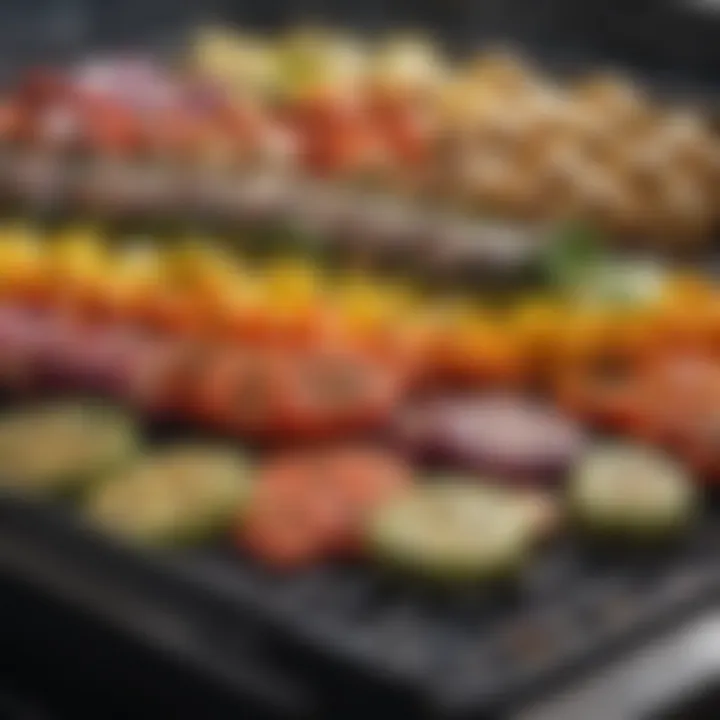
[396,395,587,483]
[0,308,61,389]
[39,325,157,397]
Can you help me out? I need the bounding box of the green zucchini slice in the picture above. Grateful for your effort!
[0,401,140,495]
[87,444,254,545]
[369,482,534,582]
[569,444,695,539]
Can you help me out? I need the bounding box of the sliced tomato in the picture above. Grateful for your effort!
[266,446,410,507]
[595,354,720,450]
[194,349,290,437]
[242,482,340,567]
[240,455,352,567]
[554,369,643,431]
[648,390,720,454]
[638,354,720,401]
[336,322,431,389]
[667,401,720,483]
[278,349,402,438]
[318,445,412,512]
[240,447,412,565]
[126,341,218,417]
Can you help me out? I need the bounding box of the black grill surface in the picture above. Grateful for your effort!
[0,480,717,719]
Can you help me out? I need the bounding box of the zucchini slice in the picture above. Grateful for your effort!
[369,482,534,582]
[569,444,695,539]
[86,445,254,545]
[0,401,139,494]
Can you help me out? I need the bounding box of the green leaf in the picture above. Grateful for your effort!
[541,220,606,291]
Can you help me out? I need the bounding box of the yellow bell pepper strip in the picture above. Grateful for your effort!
[325,275,423,364]
[507,299,564,384]
[44,225,111,313]
[102,242,166,325]
[0,222,45,305]
[257,257,326,346]
[424,300,526,387]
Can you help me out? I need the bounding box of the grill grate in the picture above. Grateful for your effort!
[0,439,718,718]
[172,514,720,716]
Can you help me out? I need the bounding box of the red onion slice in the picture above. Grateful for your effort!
[397,395,586,481]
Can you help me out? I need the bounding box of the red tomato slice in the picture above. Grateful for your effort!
[555,369,647,432]
[320,446,412,510]
[629,355,720,446]
[579,354,720,453]
[663,400,720,482]
[194,349,290,437]
[278,350,402,437]
[640,354,720,401]
[242,489,337,567]
[241,447,412,565]
[241,458,351,567]
[127,341,218,417]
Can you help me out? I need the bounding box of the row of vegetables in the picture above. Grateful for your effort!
[0,215,715,580]
[2,224,720,391]
[1,297,714,475]
[0,161,541,278]
[0,400,697,576]
[0,303,401,440]
[1,27,719,245]
[0,285,713,573]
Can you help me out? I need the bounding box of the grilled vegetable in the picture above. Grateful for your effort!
[41,324,155,397]
[567,258,666,310]
[0,305,56,390]
[554,367,644,432]
[124,340,217,417]
[396,396,585,481]
[564,354,720,447]
[195,349,290,437]
[87,445,253,544]
[241,454,350,566]
[240,446,411,566]
[569,444,695,539]
[369,482,534,582]
[0,401,139,494]
[279,349,403,437]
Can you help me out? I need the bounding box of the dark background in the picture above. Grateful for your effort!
[0,0,718,87]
